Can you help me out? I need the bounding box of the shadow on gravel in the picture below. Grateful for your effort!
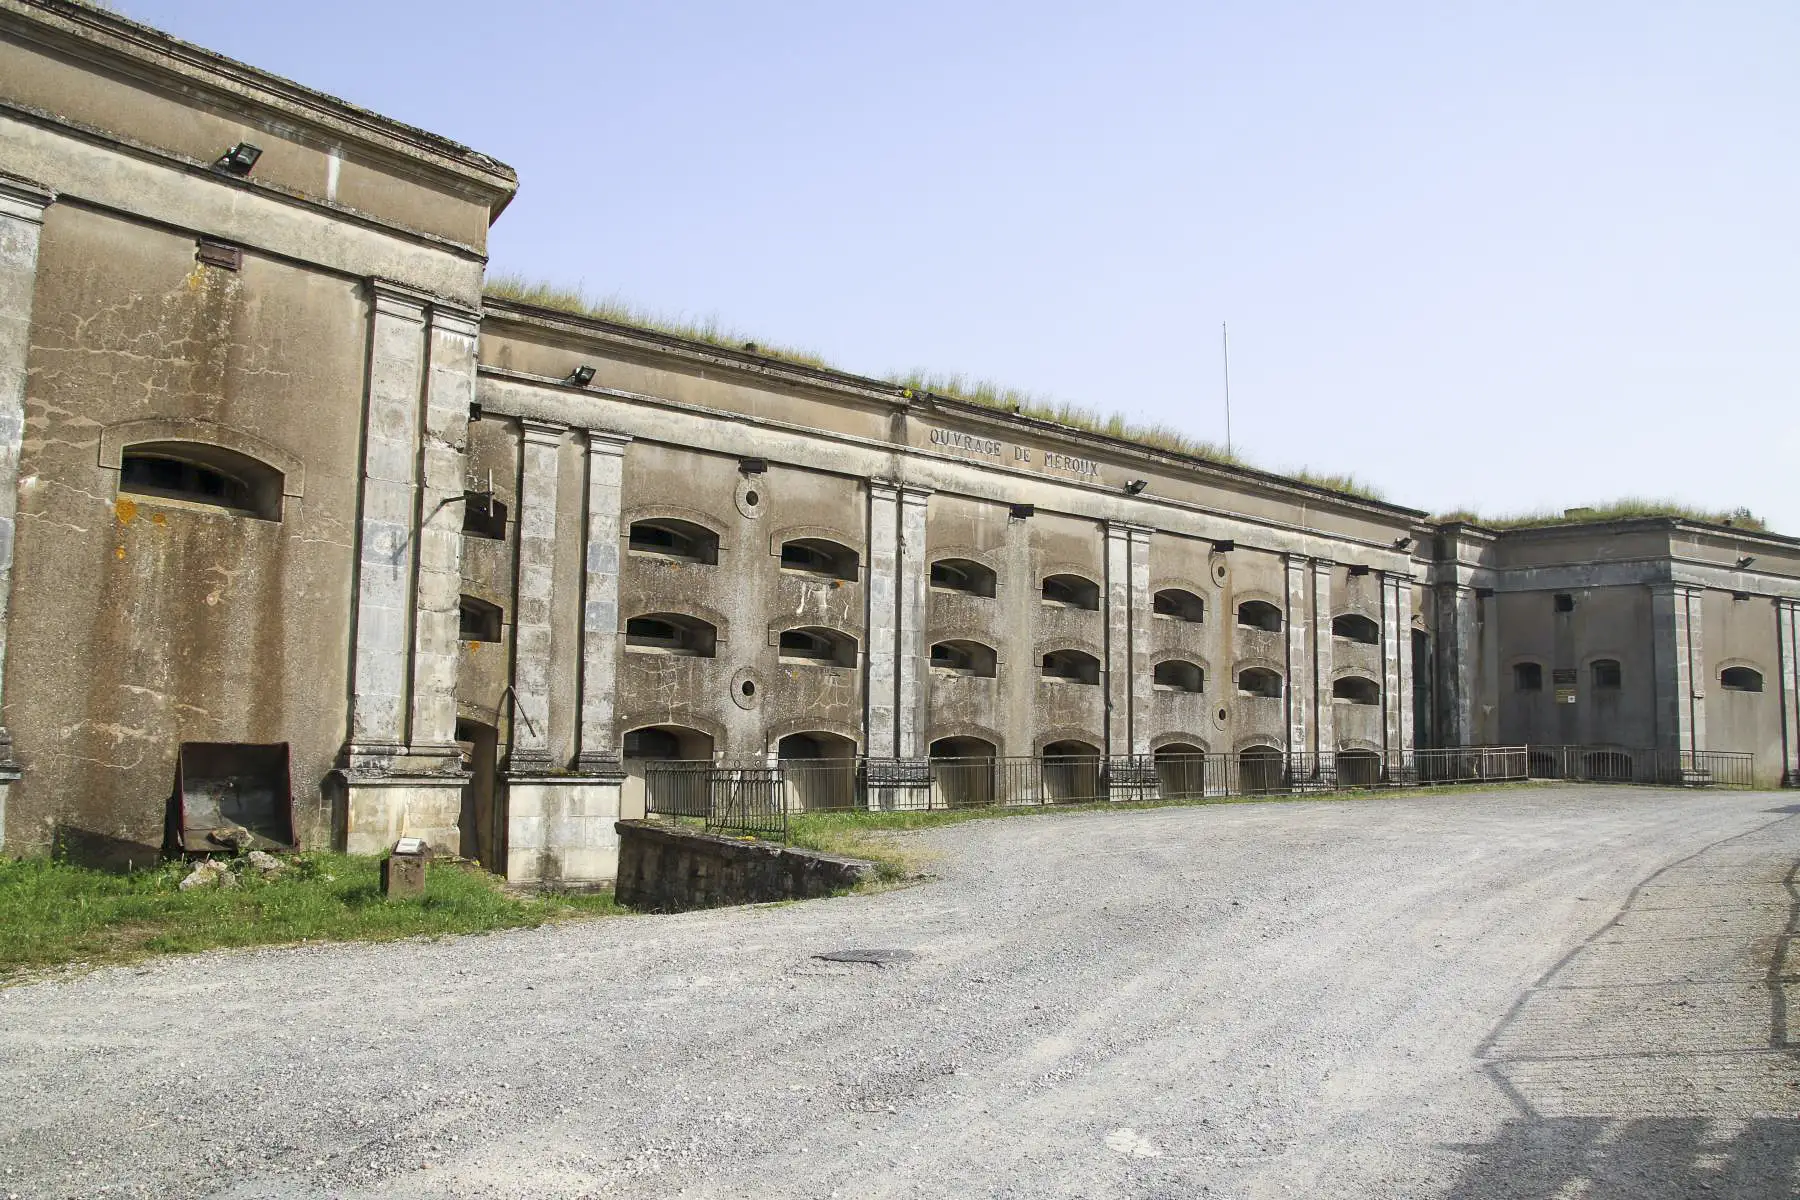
[1444,817,1800,1199]
[1443,1115,1800,1198]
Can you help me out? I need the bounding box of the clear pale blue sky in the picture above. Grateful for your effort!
[120,1,1799,530]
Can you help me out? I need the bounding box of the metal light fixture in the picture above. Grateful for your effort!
[1009,503,1035,521]
[564,365,595,387]
[1211,539,1234,553]
[1348,564,1371,577]
[1393,535,1414,551]
[216,142,262,174]
[739,457,768,475]
[1124,479,1148,495]
[1736,555,1756,569]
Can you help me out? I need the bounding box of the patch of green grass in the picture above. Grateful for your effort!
[484,274,831,368]
[888,369,1246,468]
[1435,499,1764,532]
[0,852,621,981]
[483,276,1399,506]
[1283,470,1387,502]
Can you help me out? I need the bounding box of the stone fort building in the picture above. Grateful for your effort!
[1,0,1796,879]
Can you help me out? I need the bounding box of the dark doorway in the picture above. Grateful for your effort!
[457,719,502,872]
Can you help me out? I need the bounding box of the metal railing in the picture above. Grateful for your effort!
[644,760,789,840]
[643,743,1759,842]
[1526,746,1755,789]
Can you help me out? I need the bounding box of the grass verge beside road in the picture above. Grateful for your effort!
[0,853,620,982]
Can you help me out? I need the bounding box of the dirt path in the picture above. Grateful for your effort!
[2,786,1796,1198]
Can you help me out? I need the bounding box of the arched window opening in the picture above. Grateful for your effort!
[1591,659,1622,690]
[119,441,284,520]
[1155,743,1209,800]
[930,558,997,598]
[629,519,719,565]
[1335,750,1383,788]
[459,595,503,643]
[1721,666,1764,693]
[777,731,858,812]
[622,725,714,761]
[778,626,857,667]
[462,492,507,539]
[930,737,998,809]
[1237,600,1283,633]
[1238,745,1285,795]
[1153,589,1206,623]
[624,613,717,658]
[1040,648,1101,685]
[1041,574,1101,611]
[780,538,858,580]
[1237,667,1283,698]
[1152,660,1205,694]
[1332,676,1381,705]
[1042,740,1102,805]
[1331,613,1380,644]
[1514,663,1543,692]
[930,640,998,678]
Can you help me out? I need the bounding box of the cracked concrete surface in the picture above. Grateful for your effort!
[1,785,1796,1198]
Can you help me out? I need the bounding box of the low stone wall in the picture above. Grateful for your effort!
[614,820,876,912]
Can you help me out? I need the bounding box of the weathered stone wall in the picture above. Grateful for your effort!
[5,207,365,860]
[612,819,874,912]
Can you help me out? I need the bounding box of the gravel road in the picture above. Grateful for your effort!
[3,785,1798,1199]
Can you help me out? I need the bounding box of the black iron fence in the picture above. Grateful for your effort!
[1525,746,1755,789]
[642,744,1758,841]
[644,761,788,840]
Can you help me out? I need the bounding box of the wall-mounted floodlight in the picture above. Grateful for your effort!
[1009,503,1035,521]
[1736,555,1756,569]
[215,142,262,175]
[1348,564,1371,577]
[1124,479,1148,495]
[1211,539,1234,553]
[739,457,768,475]
[564,365,595,387]
[1393,535,1414,551]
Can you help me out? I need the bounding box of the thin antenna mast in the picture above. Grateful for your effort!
[1221,322,1233,458]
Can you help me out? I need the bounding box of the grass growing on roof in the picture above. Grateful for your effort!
[484,275,1399,504]
[484,273,831,368]
[1434,498,1764,532]
[888,368,1245,467]
[0,852,621,979]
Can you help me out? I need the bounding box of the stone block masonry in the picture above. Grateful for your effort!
[613,820,876,912]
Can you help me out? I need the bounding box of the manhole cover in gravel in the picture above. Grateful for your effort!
[814,948,914,966]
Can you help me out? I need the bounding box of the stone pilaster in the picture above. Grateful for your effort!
[1397,581,1416,757]
[1311,561,1334,757]
[1651,583,1706,756]
[1284,556,1310,759]
[507,420,565,771]
[864,480,901,761]
[0,174,51,844]
[1777,599,1800,786]
[347,280,429,766]
[1436,583,1478,747]
[575,431,632,771]
[341,282,470,854]
[895,485,931,760]
[1380,573,1410,768]
[407,302,481,765]
[1127,526,1153,758]
[863,481,931,810]
[1103,524,1133,758]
